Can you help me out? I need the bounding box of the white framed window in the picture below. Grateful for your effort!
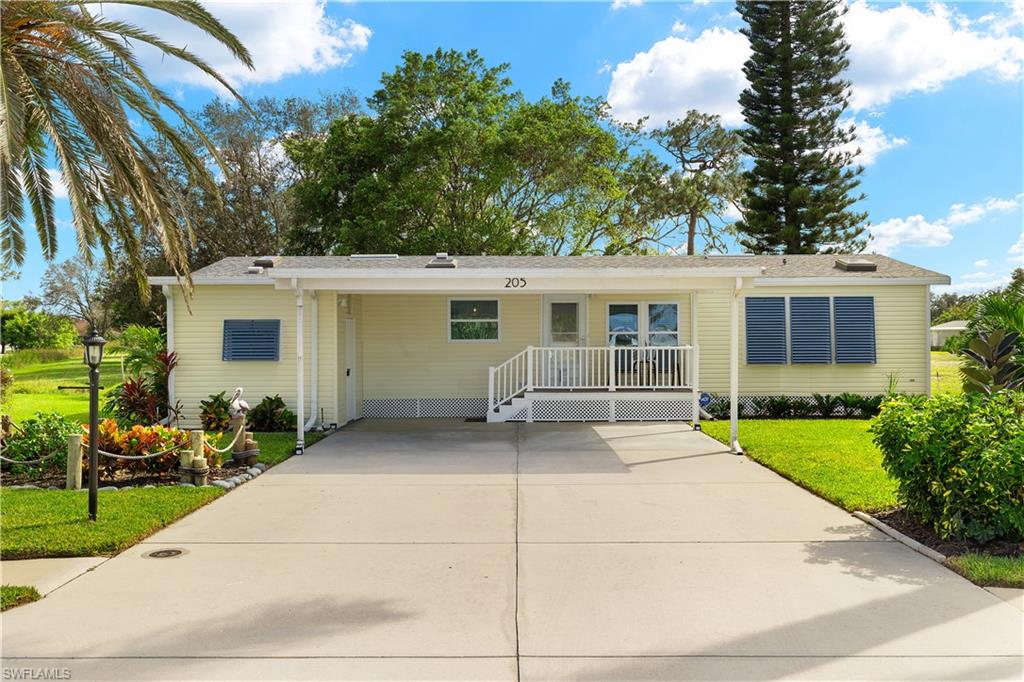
[606,301,680,347]
[448,299,500,342]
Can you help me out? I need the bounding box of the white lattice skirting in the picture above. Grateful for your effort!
[364,398,488,419]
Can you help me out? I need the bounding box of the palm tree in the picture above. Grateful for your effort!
[1,0,252,294]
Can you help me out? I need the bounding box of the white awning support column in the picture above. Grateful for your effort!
[304,291,319,431]
[690,291,700,430]
[161,286,175,417]
[729,277,743,454]
[295,282,305,455]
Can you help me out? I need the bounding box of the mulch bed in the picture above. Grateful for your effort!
[875,508,1023,559]
[2,457,257,489]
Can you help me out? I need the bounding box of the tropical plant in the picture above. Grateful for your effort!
[0,411,78,474]
[960,330,1024,394]
[811,393,841,418]
[0,0,252,293]
[872,392,1024,543]
[83,418,199,476]
[752,395,793,418]
[119,325,165,376]
[789,397,815,417]
[103,376,159,426]
[857,394,884,417]
[199,391,232,432]
[247,395,297,432]
[837,392,863,417]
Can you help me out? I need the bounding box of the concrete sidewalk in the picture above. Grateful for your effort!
[2,420,1021,681]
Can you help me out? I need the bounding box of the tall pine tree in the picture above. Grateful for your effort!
[735,0,867,254]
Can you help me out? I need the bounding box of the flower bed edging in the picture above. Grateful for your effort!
[209,463,267,491]
[853,510,947,564]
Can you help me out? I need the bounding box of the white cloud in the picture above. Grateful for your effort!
[974,259,990,268]
[945,195,1022,226]
[46,169,68,200]
[961,271,995,281]
[843,1,1024,110]
[868,193,1022,255]
[611,0,643,10]
[671,21,689,34]
[607,28,749,125]
[1010,232,1024,256]
[103,1,371,92]
[866,215,952,255]
[597,61,612,75]
[606,1,1024,126]
[840,119,907,165]
[936,275,1013,295]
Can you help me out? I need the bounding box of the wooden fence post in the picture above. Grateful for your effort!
[66,434,83,490]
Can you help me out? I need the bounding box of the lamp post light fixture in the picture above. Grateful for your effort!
[82,332,106,521]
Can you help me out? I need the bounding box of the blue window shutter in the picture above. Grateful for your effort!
[223,320,281,361]
[745,297,787,364]
[833,297,876,364]
[790,297,832,364]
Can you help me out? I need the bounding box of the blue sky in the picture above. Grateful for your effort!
[4,0,1023,300]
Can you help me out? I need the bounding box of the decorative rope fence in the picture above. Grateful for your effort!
[6,416,263,490]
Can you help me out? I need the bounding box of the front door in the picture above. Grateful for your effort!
[542,295,586,387]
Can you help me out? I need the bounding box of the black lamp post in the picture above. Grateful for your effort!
[82,332,106,521]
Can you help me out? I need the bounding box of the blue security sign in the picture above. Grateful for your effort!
[699,392,713,408]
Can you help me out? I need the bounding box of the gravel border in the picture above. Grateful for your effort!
[853,510,947,564]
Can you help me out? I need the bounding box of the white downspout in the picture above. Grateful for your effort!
[690,291,700,431]
[730,277,743,455]
[161,285,175,417]
[295,282,305,455]
[304,291,319,430]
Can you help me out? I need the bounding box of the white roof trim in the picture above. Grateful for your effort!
[753,276,950,286]
[264,266,765,280]
[147,276,272,286]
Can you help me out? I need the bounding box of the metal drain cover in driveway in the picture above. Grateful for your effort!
[144,548,187,559]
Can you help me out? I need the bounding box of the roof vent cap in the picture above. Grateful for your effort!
[835,257,877,272]
[426,252,457,269]
[253,257,277,268]
[349,254,399,260]
[246,266,265,275]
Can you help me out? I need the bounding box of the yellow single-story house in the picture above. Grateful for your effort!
[149,253,949,453]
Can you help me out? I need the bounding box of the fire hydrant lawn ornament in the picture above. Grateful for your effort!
[227,388,260,467]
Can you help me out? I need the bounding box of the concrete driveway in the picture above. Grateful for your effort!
[3,420,1021,681]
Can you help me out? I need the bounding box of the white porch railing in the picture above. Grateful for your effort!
[488,345,695,413]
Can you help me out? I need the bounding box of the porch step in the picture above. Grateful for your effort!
[487,397,530,423]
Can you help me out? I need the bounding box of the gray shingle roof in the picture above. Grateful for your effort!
[187,253,947,282]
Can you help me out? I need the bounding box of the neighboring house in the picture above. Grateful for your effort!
[149,254,949,452]
[930,320,968,349]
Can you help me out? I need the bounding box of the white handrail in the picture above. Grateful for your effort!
[488,345,694,412]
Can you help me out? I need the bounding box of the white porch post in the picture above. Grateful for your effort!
[295,284,305,455]
[729,278,742,453]
[690,291,700,430]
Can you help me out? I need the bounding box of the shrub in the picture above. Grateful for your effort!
[119,325,165,376]
[838,392,863,417]
[1,412,79,474]
[0,307,78,350]
[83,419,212,475]
[199,391,232,432]
[789,397,815,417]
[872,392,1024,543]
[811,393,841,418]
[247,395,296,432]
[858,395,884,417]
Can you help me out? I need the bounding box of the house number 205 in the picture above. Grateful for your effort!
[504,277,527,288]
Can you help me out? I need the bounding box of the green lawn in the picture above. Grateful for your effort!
[207,430,326,467]
[701,419,897,512]
[703,418,1022,588]
[1,585,41,611]
[3,351,124,424]
[0,487,222,559]
[931,350,962,395]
